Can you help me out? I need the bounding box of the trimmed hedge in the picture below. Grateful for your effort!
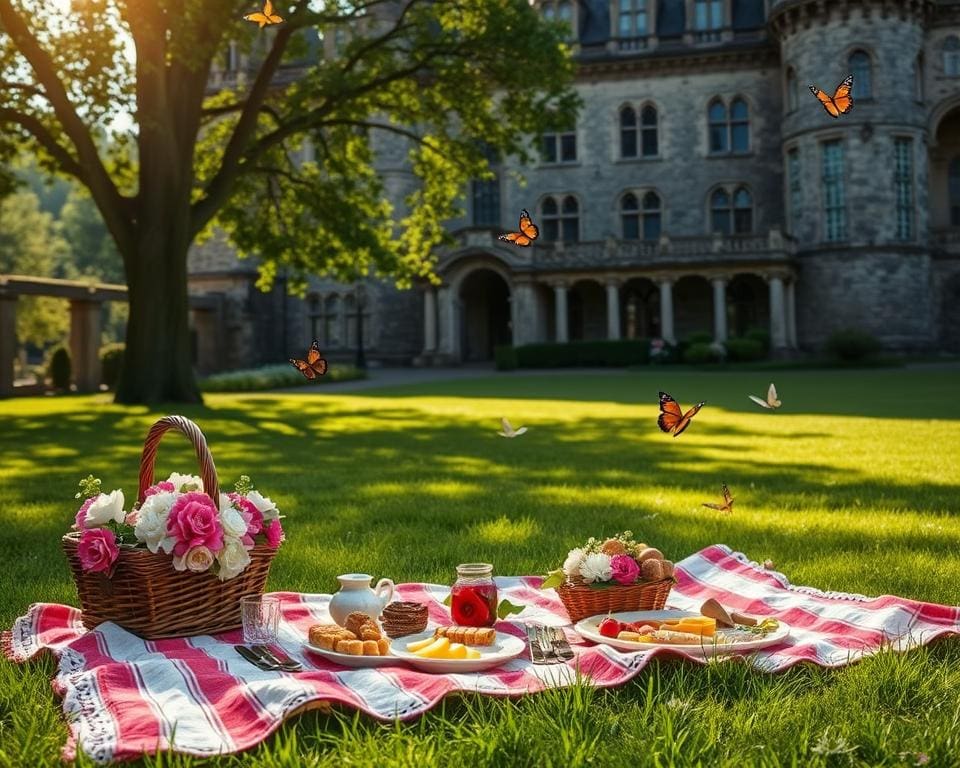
[494,339,651,370]
[726,337,766,362]
[201,363,366,392]
[99,343,125,389]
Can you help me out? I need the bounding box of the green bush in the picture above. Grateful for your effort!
[825,329,882,362]
[506,339,650,368]
[46,344,71,390]
[685,331,714,346]
[683,342,720,364]
[99,343,124,389]
[726,337,766,362]
[745,326,771,351]
[200,363,366,392]
[494,345,518,371]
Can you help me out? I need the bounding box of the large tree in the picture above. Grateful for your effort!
[0,0,577,403]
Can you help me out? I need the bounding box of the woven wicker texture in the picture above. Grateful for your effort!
[555,578,674,623]
[63,415,276,639]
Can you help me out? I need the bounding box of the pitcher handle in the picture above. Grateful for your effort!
[374,578,395,608]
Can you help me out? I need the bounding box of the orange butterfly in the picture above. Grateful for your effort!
[809,74,853,118]
[243,0,283,28]
[289,340,328,380]
[702,483,734,513]
[497,209,539,247]
[657,391,705,438]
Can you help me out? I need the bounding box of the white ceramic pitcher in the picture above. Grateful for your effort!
[328,573,395,625]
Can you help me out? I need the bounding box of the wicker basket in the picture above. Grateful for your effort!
[62,415,278,639]
[555,577,675,623]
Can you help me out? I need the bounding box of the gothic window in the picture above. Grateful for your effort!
[621,193,640,239]
[730,98,749,152]
[620,106,638,158]
[710,186,752,234]
[541,119,577,164]
[848,50,872,99]
[733,187,753,233]
[620,192,661,240]
[785,66,798,112]
[710,189,731,234]
[641,105,658,156]
[821,139,847,242]
[948,157,960,227]
[708,99,728,153]
[542,195,579,242]
[642,191,662,240]
[708,97,748,154]
[471,177,500,226]
[945,36,960,77]
[787,147,801,235]
[694,0,724,42]
[619,0,648,37]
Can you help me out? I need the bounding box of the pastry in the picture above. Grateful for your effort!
[381,601,429,638]
[344,611,376,636]
[362,640,380,656]
[309,624,350,647]
[308,622,391,656]
[336,639,364,655]
[433,626,496,646]
[377,638,390,655]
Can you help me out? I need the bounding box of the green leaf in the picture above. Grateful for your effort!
[496,599,524,620]
[442,593,451,607]
[539,569,565,590]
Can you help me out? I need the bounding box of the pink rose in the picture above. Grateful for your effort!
[166,492,224,557]
[229,492,263,536]
[124,510,140,526]
[73,497,96,531]
[610,553,641,585]
[144,481,176,498]
[77,528,119,574]
[264,518,284,549]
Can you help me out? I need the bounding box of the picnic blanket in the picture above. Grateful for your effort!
[4,544,960,764]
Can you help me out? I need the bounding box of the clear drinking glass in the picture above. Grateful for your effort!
[241,596,280,644]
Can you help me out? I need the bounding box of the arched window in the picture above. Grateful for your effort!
[710,189,731,234]
[621,193,640,239]
[694,0,723,42]
[708,99,728,153]
[542,196,580,242]
[641,105,658,156]
[642,191,662,240]
[619,0,648,37]
[949,157,960,226]
[730,98,749,152]
[848,50,872,99]
[733,187,753,233]
[620,106,637,158]
[785,67,798,112]
[945,36,960,77]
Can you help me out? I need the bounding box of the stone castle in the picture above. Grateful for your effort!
[187,0,960,373]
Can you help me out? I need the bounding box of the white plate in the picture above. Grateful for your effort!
[389,629,526,673]
[574,610,791,657]
[302,641,402,668]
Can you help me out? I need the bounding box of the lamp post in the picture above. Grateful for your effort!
[354,282,367,370]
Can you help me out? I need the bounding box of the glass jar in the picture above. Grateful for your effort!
[450,563,498,627]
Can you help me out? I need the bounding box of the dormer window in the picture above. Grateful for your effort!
[694,0,724,42]
[618,0,648,38]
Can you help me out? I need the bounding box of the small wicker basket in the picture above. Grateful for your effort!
[555,576,674,624]
[62,415,277,639]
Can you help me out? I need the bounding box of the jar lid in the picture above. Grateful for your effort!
[456,562,493,577]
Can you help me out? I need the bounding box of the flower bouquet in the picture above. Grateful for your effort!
[61,415,284,638]
[540,531,676,623]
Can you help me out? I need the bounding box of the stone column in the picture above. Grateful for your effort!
[606,281,621,341]
[511,282,535,346]
[658,279,675,344]
[554,283,569,343]
[437,285,460,361]
[0,293,16,397]
[69,299,102,393]
[423,287,437,353]
[768,276,788,351]
[785,279,798,349]
[712,276,728,344]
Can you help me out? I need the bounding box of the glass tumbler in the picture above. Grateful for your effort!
[241,596,280,644]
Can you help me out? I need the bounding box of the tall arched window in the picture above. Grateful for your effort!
[620,106,637,158]
[710,189,731,234]
[708,99,728,153]
[642,191,662,240]
[730,98,749,152]
[945,36,960,77]
[641,105,658,156]
[949,157,960,226]
[619,0,648,37]
[733,187,753,233]
[848,50,872,99]
[621,193,640,239]
[785,66,798,112]
[709,186,752,235]
[542,196,579,242]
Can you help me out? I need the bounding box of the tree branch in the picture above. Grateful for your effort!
[0,107,85,180]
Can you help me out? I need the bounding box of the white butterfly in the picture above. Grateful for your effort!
[497,417,527,438]
[748,382,782,410]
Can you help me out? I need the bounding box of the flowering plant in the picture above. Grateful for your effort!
[540,531,674,590]
[69,473,284,580]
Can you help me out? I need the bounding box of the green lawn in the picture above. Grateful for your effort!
[1,368,959,768]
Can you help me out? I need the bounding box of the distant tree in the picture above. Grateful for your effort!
[60,188,124,284]
[0,0,578,404]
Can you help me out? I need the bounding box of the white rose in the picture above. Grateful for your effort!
[176,546,214,573]
[217,536,251,581]
[83,490,126,527]
[245,489,279,521]
[219,504,248,539]
[580,552,613,584]
[134,491,177,553]
[563,547,586,579]
[167,472,203,494]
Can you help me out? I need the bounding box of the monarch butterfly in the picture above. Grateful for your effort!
[498,209,539,247]
[657,391,705,437]
[243,0,283,28]
[497,417,527,438]
[809,74,853,118]
[748,382,782,410]
[702,483,734,513]
[289,340,328,380]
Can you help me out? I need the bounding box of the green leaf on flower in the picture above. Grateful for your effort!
[497,599,524,620]
[539,569,565,590]
[74,474,101,500]
[234,475,254,495]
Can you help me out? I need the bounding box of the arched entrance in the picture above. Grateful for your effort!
[459,269,511,361]
[930,104,960,228]
[727,274,770,337]
[673,276,712,340]
[568,280,606,340]
[620,277,660,339]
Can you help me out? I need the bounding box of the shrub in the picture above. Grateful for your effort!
[46,344,71,390]
[200,363,366,392]
[494,345,518,371]
[99,343,125,389]
[726,337,766,362]
[506,339,650,368]
[745,326,771,351]
[683,342,720,364]
[825,329,882,362]
[685,331,714,346]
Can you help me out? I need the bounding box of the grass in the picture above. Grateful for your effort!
[1,367,959,768]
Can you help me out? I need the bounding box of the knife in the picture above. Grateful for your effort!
[253,644,303,672]
[549,627,575,661]
[234,644,280,671]
[525,624,546,664]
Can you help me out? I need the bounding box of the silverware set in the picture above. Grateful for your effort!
[234,644,303,672]
[526,624,574,664]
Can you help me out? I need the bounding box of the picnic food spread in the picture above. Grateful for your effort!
[380,601,429,638]
[308,611,391,656]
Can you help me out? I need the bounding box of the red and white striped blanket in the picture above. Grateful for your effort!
[4,545,959,764]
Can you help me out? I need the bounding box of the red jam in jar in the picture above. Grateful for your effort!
[450,563,498,627]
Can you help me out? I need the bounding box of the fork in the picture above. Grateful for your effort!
[535,626,558,663]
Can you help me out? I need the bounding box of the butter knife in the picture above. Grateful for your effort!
[234,644,279,671]
[549,627,575,661]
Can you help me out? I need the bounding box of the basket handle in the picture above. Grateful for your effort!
[138,415,220,505]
